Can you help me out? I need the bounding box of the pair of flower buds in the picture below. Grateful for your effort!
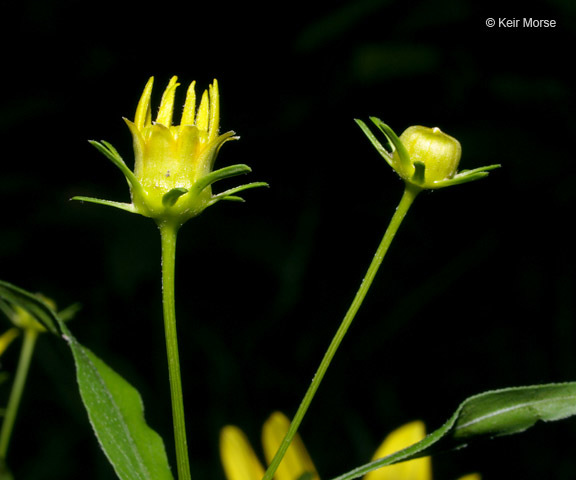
[75,77,499,225]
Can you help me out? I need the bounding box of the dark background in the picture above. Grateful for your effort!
[1,0,576,478]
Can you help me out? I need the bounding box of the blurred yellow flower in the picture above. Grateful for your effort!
[364,421,431,480]
[220,413,479,480]
[220,412,318,480]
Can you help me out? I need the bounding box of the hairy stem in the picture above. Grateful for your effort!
[159,221,191,480]
[262,185,421,480]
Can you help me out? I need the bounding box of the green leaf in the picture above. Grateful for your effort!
[0,280,174,480]
[330,383,576,480]
[68,340,174,480]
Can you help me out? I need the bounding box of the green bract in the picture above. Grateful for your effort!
[73,76,267,227]
[355,117,500,189]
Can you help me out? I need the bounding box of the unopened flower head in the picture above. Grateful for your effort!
[126,77,236,217]
[74,76,267,227]
[393,126,461,187]
[356,117,499,190]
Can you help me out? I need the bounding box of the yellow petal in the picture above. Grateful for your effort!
[457,474,481,480]
[208,79,220,141]
[220,426,266,480]
[196,89,210,132]
[134,77,154,131]
[139,124,180,187]
[262,412,319,480]
[176,125,201,164]
[181,81,197,126]
[156,76,180,127]
[0,328,19,357]
[364,421,431,480]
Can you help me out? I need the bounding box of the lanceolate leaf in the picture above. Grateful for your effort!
[331,383,576,480]
[0,280,173,480]
[67,338,174,480]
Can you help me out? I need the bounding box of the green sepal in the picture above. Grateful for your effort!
[355,119,394,168]
[411,161,426,184]
[162,188,189,207]
[436,164,501,188]
[193,164,253,194]
[369,117,411,170]
[220,196,245,202]
[88,140,146,199]
[209,181,269,206]
[89,141,134,185]
[71,196,137,214]
[330,382,576,480]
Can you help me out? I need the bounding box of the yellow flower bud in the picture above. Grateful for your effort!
[394,126,462,188]
[74,76,267,227]
[356,117,499,190]
[124,77,236,221]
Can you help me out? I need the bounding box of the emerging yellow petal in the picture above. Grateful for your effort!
[262,412,319,480]
[156,76,179,127]
[220,426,266,480]
[195,89,210,133]
[364,421,431,480]
[208,80,220,141]
[134,77,154,131]
[181,81,197,126]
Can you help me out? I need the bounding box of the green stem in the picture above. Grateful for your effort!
[262,184,421,480]
[159,221,191,480]
[0,328,38,463]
